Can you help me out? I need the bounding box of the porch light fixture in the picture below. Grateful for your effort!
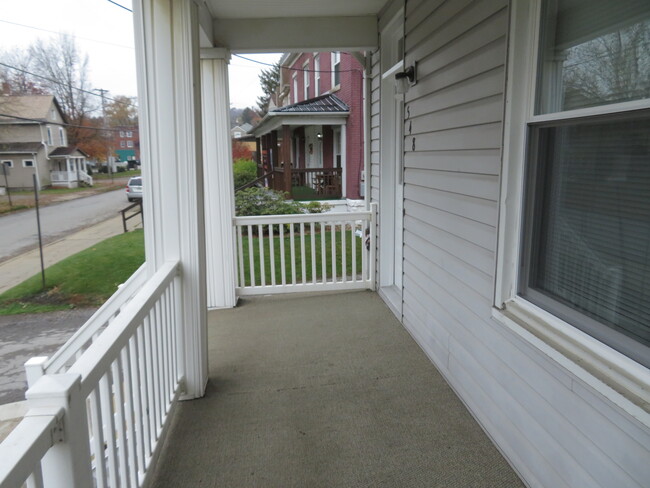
[316,132,323,140]
[395,63,417,94]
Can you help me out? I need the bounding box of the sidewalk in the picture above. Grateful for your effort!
[0,214,138,295]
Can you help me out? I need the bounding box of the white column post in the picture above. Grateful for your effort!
[200,48,237,309]
[26,374,94,487]
[133,0,208,398]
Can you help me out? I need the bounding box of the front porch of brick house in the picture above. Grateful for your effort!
[149,291,524,487]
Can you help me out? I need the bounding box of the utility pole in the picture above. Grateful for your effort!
[96,88,113,183]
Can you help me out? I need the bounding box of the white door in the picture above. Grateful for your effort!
[379,10,405,317]
[304,126,322,169]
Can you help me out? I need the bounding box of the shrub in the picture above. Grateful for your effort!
[233,159,258,190]
[235,187,330,217]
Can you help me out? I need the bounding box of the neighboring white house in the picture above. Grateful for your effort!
[2,1,647,487]
[0,95,92,190]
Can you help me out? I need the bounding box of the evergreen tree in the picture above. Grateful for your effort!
[256,63,280,116]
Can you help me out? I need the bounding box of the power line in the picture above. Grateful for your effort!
[107,0,133,13]
[0,62,136,108]
[0,113,130,133]
[0,19,134,50]
[233,54,363,74]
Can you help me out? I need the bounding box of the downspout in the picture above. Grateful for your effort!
[38,124,49,189]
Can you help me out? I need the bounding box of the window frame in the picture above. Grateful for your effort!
[292,72,298,104]
[59,127,66,146]
[494,0,650,408]
[127,140,134,148]
[331,51,341,87]
[46,126,53,146]
[314,55,320,96]
[2,160,13,168]
[303,61,310,99]
[22,159,35,168]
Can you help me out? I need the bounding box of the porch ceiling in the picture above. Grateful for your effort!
[149,292,524,487]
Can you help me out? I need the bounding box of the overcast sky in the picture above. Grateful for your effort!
[0,0,280,109]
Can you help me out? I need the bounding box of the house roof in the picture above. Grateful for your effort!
[273,94,349,113]
[0,142,42,154]
[0,95,66,124]
[49,146,88,158]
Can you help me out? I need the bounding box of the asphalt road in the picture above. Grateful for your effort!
[0,188,128,262]
[0,309,96,404]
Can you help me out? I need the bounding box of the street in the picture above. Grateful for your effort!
[0,188,128,262]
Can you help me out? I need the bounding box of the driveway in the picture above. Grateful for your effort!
[0,188,129,262]
[0,308,96,405]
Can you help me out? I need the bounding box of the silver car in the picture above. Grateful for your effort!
[126,176,143,202]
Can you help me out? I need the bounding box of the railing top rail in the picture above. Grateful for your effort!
[291,167,342,173]
[234,210,372,226]
[66,261,179,397]
[235,171,274,193]
[43,264,148,375]
[0,407,63,487]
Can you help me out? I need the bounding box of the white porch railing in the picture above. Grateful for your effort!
[80,170,94,186]
[50,171,76,183]
[234,203,376,295]
[0,261,182,488]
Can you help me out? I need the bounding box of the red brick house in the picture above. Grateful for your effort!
[112,126,140,164]
[252,52,365,200]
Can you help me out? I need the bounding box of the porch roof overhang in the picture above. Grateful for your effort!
[48,146,88,158]
[200,0,385,51]
[251,112,349,137]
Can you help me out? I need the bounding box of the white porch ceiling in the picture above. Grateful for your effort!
[203,0,387,19]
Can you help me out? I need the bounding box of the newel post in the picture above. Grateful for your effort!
[26,374,93,487]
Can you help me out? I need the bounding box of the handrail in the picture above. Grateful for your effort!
[0,407,63,488]
[41,264,148,376]
[235,171,274,192]
[120,200,143,233]
[234,209,371,225]
[67,261,179,396]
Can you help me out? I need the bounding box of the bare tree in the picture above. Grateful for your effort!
[0,48,45,95]
[28,33,96,144]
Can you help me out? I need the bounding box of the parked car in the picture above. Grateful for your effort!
[126,176,143,202]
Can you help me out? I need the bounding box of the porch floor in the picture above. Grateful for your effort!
[150,291,524,487]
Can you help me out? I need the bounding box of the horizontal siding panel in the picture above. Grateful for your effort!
[404,214,495,276]
[406,199,496,251]
[405,232,493,300]
[408,40,506,103]
[404,148,501,176]
[371,113,379,129]
[405,184,498,226]
[403,263,643,487]
[406,67,505,119]
[405,0,445,30]
[409,94,503,135]
[370,127,380,141]
[404,167,500,201]
[407,0,508,63]
[409,122,503,151]
[406,0,474,52]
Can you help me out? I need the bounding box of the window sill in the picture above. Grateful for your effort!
[492,297,650,420]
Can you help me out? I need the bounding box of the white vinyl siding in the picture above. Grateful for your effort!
[371,1,650,488]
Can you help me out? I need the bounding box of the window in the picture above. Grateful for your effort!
[292,73,298,104]
[127,140,134,148]
[2,160,13,168]
[22,160,34,168]
[120,141,126,148]
[59,127,66,146]
[501,0,650,367]
[331,52,341,87]
[126,131,133,138]
[303,61,310,99]
[46,127,53,145]
[314,55,320,96]
[120,131,125,137]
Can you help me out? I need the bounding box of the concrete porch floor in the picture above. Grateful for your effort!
[150,291,524,487]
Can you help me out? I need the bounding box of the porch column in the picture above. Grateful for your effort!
[133,0,208,398]
[281,125,292,196]
[200,48,237,309]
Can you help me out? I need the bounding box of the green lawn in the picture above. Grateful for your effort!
[0,230,145,315]
[238,229,363,286]
[93,169,141,180]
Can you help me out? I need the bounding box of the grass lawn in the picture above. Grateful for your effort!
[93,169,141,180]
[239,229,363,286]
[0,230,145,315]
